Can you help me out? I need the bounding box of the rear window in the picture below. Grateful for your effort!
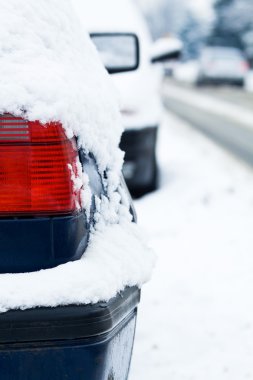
[202,48,244,61]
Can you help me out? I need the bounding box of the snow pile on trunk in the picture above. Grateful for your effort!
[0,0,155,312]
[0,0,123,178]
[0,222,155,313]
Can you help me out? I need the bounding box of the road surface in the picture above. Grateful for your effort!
[130,112,253,380]
[162,80,253,166]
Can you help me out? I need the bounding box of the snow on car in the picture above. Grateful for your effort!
[0,0,154,314]
[0,1,155,378]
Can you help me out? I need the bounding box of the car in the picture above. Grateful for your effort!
[73,0,181,197]
[0,0,154,379]
[197,46,249,86]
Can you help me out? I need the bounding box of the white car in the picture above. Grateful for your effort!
[197,46,249,87]
[72,0,181,196]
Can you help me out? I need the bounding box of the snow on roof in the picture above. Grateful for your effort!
[0,0,155,311]
[151,37,183,60]
[72,0,149,36]
[0,0,123,176]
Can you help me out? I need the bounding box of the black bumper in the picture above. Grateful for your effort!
[120,126,158,194]
[0,287,140,380]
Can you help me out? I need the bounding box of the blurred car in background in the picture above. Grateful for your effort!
[197,46,249,87]
[151,36,183,78]
[73,0,181,197]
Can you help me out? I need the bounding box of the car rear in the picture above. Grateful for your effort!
[0,287,140,380]
[198,47,249,86]
[0,114,92,273]
[0,112,141,379]
[0,0,152,377]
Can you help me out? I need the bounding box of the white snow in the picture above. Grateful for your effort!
[173,61,200,84]
[0,0,123,178]
[73,0,148,36]
[130,112,253,379]
[151,37,183,61]
[0,0,155,311]
[0,222,155,313]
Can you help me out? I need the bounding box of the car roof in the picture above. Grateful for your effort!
[72,0,151,40]
[202,46,244,57]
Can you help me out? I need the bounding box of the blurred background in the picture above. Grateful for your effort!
[128,0,253,379]
[84,0,253,378]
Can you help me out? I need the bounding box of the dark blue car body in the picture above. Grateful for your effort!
[0,152,102,274]
[0,146,139,379]
[0,287,140,380]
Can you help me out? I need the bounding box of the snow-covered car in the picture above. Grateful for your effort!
[0,1,154,379]
[197,46,249,86]
[72,0,163,197]
[151,36,183,77]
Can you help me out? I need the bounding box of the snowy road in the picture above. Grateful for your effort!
[130,112,253,380]
[163,81,253,166]
[166,79,253,111]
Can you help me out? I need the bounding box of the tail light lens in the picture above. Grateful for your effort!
[0,114,81,216]
[241,61,250,72]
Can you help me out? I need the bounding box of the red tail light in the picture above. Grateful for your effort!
[0,114,81,216]
[241,61,250,72]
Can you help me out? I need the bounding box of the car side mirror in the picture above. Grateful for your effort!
[90,33,140,74]
[151,37,183,64]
